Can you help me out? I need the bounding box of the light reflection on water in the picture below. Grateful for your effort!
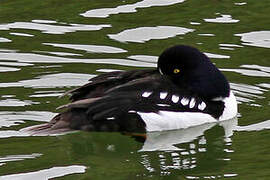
[0,22,111,34]
[108,26,194,43]
[235,31,270,48]
[0,73,95,88]
[43,43,127,53]
[81,0,185,18]
[0,165,86,180]
[0,111,56,128]
[0,153,42,165]
[0,52,156,67]
[0,37,12,43]
[204,14,239,23]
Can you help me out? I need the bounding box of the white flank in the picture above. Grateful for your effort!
[219,91,238,120]
[137,111,217,132]
[137,91,237,132]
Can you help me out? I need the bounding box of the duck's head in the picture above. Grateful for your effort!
[158,45,207,77]
[157,45,230,99]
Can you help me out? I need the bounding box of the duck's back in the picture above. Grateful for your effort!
[66,69,157,101]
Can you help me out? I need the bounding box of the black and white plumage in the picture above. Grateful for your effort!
[26,45,237,134]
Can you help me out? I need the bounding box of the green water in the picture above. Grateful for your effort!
[0,0,269,179]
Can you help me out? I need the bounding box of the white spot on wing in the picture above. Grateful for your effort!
[157,104,170,107]
[142,91,152,97]
[160,92,168,99]
[189,98,196,108]
[172,95,179,103]
[180,97,189,106]
[198,101,206,110]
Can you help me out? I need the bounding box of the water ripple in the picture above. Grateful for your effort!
[204,14,239,23]
[0,153,42,165]
[0,73,94,88]
[43,43,127,53]
[0,22,111,34]
[9,32,34,37]
[0,52,155,67]
[221,68,270,77]
[0,165,86,180]
[0,99,39,107]
[0,37,11,43]
[235,31,270,48]
[108,26,194,43]
[81,0,185,18]
[0,66,20,72]
[0,111,56,128]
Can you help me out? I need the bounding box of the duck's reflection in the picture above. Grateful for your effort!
[133,117,237,176]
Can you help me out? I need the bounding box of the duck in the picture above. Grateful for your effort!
[26,45,237,134]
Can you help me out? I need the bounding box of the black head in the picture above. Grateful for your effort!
[157,45,230,99]
[158,45,208,76]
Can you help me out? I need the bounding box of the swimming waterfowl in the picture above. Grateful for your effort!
[27,45,237,134]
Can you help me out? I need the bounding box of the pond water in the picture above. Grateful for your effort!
[0,0,269,179]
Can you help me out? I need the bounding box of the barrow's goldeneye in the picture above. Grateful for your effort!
[26,45,237,134]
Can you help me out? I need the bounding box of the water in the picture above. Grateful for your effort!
[0,0,269,179]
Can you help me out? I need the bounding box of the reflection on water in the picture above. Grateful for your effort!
[0,165,86,180]
[0,111,56,128]
[0,66,20,72]
[204,14,239,23]
[108,26,194,43]
[0,73,95,88]
[0,22,111,34]
[235,31,270,48]
[0,37,11,43]
[43,43,127,53]
[81,0,185,18]
[9,32,34,37]
[0,52,155,67]
[0,99,39,107]
[0,153,42,165]
[222,68,270,77]
[140,118,236,152]
[137,118,237,178]
[230,83,266,105]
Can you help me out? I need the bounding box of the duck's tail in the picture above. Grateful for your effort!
[20,113,77,136]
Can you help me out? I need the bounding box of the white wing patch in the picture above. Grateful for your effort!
[198,101,206,110]
[172,95,179,103]
[180,97,189,106]
[160,92,168,99]
[142,91,152,97]
[189,98,196,108]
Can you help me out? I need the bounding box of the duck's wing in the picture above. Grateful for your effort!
[83,75,225,123]
[63,69,156,101]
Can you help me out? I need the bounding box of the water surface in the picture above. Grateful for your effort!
[0,0,269,179]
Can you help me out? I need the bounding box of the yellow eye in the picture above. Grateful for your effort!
[173,68,180,74]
